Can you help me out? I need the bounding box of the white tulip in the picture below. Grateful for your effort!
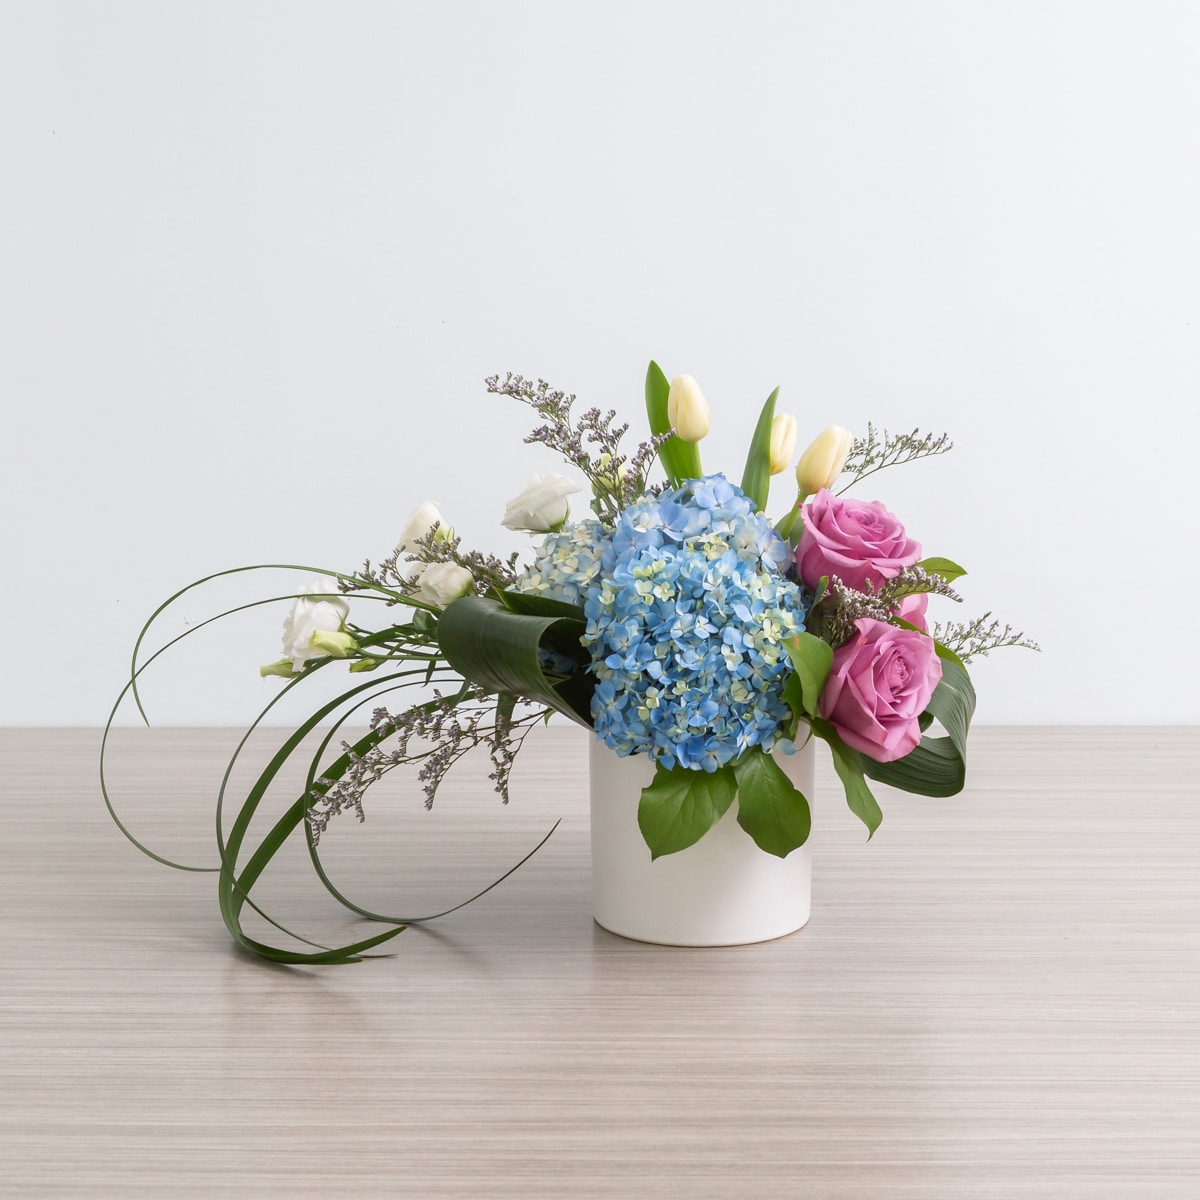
[501,473,581,533]
[769,413,798,475]
[666,374,711,443]
[280,583,351,672]
[396,500,447,554]
[411,562,475,608]
[795,425,853,495]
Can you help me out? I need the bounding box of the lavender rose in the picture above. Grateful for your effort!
[796,489,922,593]
[820,619,942,762]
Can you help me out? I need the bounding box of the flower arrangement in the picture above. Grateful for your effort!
[103,362,1035,963]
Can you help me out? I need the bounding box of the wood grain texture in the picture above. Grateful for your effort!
[1,726,1197,1198]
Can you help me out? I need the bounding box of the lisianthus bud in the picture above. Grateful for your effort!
[411,562,475,608]
[768,413,798,475]
[308,629,358,658]
[396,500,449,554]
[259,658,295,679]
[666,374,711,443]
[795,425,852,495]
[501,473,581,533]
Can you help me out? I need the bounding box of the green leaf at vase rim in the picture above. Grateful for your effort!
[646,359,701,486]
[731,747,812,858]
[739,386,780,513]
[784,632,834,719]
[637,762,738,859]
[436,593,593,727]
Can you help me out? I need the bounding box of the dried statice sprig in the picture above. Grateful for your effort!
[485,372,669,523]
[821,567,962,647]
[306,688,550,843]
[932,613,1041,663]
[838,423,953,493]
[350,525,521,602]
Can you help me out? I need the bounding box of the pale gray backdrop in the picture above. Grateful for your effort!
[2,1,1196,725]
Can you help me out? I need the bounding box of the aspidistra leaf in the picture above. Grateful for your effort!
[437,594,592,727]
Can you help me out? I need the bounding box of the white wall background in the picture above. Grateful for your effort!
[2,1,1197,726]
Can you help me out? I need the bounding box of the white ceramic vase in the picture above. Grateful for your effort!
[588,737,815,946]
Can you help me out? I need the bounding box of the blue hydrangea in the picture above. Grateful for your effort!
[513,519,609,607]
[583,477,806,772]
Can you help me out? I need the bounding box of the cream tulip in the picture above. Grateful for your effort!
[768,413,798,475]
[666,374,711,443]
[795,425,852,495]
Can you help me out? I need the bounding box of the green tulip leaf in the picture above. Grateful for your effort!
[740,386,780,513]
[646,359,701,485]
[637,762,738,859]
[732,747,812,857]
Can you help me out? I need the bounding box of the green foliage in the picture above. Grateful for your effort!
[918,556,968,584]
[436,593,592,727]
[731,748,812,857]
[739,386,779,513]
[813,720,884,838]
[645,360,701,485]
[784,633,834,718]
[637,762,738,859]
[859,657,976,797]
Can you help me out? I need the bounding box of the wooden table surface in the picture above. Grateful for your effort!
[1,726,1197,1198]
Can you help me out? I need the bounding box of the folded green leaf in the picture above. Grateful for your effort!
[638,762,738,859]
[740,386,779,513]
[784,632,834,718]
[732,747,812,857]
[436,594,593,727]
[858,657,975,797]
[917,556,967,583]
[646,359,700,485]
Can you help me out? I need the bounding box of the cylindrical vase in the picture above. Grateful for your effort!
[589,737,814,946]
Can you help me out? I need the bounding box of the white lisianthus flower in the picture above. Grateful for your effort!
[411,562,475,608]
[280,583,351,672]
[396,500,447,554]
[501,473,582,533]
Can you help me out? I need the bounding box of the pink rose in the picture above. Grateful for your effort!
[897,593,928,632]
[797,489,922,593]
[820,619,942,762]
